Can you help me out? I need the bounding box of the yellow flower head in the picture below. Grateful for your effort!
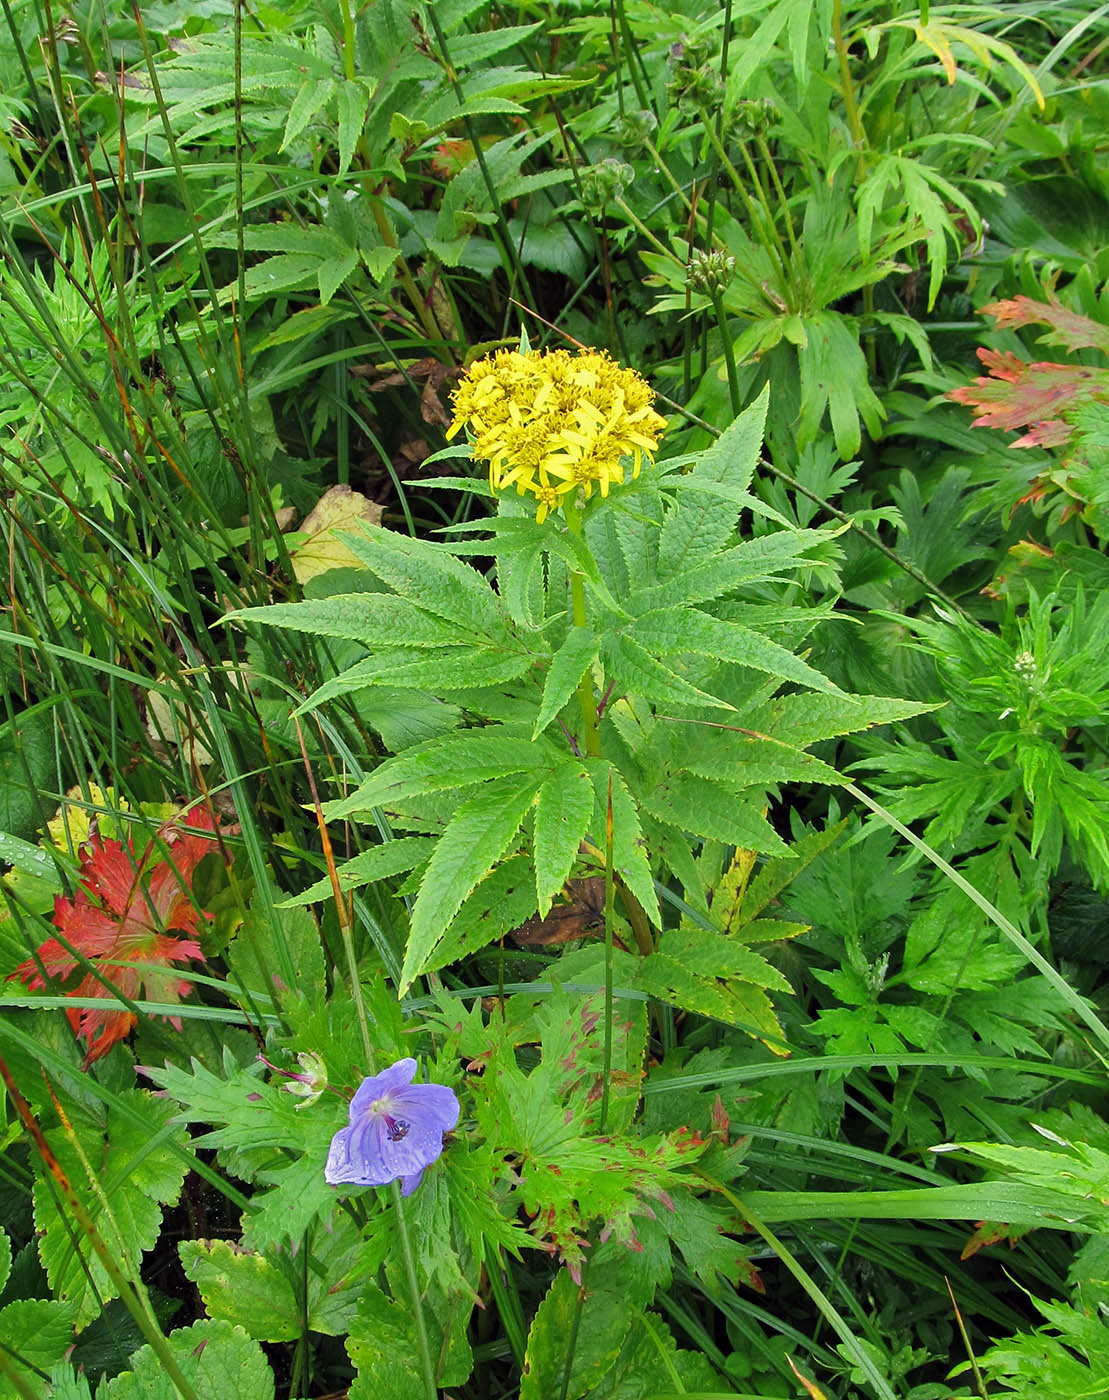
[449,347,667,522]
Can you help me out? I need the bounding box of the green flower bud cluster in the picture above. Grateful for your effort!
[687,248,737,295]
[731,97,779,137]
[617,108,658,150]
[667,34,724,114]
[579,158,635,214]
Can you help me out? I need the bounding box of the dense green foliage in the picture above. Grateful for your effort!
[0,0,1107,1396]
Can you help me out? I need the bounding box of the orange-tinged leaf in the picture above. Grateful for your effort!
[961,1219,1031,1259]
[980,296,1109,356]
[787,1354,830,1399]
[948,348,1105,448]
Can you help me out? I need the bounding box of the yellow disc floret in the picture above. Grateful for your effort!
[449,347,667,522]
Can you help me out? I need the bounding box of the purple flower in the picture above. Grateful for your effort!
[324,1057,460,1196]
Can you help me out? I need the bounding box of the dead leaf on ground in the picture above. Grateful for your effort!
[291,484,383,584]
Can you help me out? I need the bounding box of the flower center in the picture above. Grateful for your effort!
[383,1114,410,1142]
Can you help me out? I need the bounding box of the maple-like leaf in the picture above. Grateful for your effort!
[979,296,1109,357]
[10,808,218,1063]
[948,348,1108,449]
[948,297,1109,455]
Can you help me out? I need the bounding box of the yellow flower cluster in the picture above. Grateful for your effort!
[448,347,667,522]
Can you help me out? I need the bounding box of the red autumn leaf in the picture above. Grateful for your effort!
[10,807,218,1064]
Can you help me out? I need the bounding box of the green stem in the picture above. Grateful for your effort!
[608,0,625,117]
[582,841,655,956]
[564,505,600,758]
[295,718,376,1064]
[613,196,675,259]
[699,121,790,286]
[425,5,538,315]
[392,1180,438,1400]
[734,136,792,281]
[711,290,742,415]
[642,136,702,221]
[338,0,446,349]
[614,0,650,111]
[862,283,878,374]
[756,130,800,263]
[0,1057,204,1400]
[338,0,356,79]
[366,192,446,349]
[832,0,866,157]
[599,776,615,1134]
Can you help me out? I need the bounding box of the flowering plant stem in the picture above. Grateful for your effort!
[0,1053,204,1400]
[296,719,376,1066]
[598,776,616,1134]
[710,290,742,416]
[391,1178,438,1400]
[832,0,866,158]
[699,121,790,291]
[564,503,601,758]
[336,0,445,350]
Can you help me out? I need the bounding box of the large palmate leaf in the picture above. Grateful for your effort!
[638,926,792,1045]
[534,764,595,915]
[400,776,542,991]
[656,387,769,578]
[323,730,561,820]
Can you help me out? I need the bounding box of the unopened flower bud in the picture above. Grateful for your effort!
[687,248,737,295]
[731,97,778,137]
[258,1050,329,1108]
[286,1051,328,1107]
[617,109,658,149]
[580,158,635,214]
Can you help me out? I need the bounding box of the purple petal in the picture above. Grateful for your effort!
[399,1170,425,1196]
[325,1125,391,1186]
[347,1058,418,1119]
[374,1109,448,1177]
[388,1082,461,1135]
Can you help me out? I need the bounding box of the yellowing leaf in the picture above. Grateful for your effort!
[291,485,384,583]
[787,1354,830,1399]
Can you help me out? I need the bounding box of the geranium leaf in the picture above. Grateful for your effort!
[99,1320,274,1400]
